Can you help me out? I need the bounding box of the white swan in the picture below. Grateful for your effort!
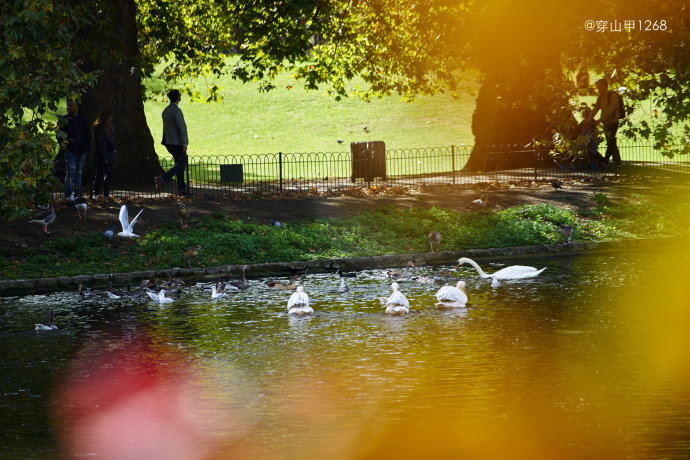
[35,307,58,331]
[287,286,313,315]
[435,281,469,308]
[117,204,144,238]
[379,282,410,315]
[457,257,546,287]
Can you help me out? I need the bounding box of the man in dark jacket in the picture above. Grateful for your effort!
[59,99,90,199]
[155,89,189,196]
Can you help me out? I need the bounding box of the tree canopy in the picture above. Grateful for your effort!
[2,0,689,218]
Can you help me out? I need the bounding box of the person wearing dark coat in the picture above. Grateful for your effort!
[59,99,90,199]
[155,89,190,196]
[91,108,116,199]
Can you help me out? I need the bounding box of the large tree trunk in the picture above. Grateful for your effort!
[463,2,562,172]
[80,0,162,188]
[464,69,555,171]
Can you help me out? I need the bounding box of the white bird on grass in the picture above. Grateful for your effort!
[379,282,410,315]
[435,281,469,308]
[74,197,88,219]
[287,286,313,315]
[117,204,144,238]
[457,257,546,287]
[35,307,58,331]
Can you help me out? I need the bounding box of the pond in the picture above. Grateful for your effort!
[2,249,690,459]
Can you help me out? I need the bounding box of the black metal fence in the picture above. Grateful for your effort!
[55,142,690,199]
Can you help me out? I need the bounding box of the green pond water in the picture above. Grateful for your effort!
[1,251,690,459]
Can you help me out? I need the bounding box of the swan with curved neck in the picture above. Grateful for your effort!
[457,257,546,287]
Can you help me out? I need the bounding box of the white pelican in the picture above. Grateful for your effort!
[457,257,546,287]
[435,281,469,308]
[35,307,58,331]
[379,282,410,315]
[287,286,313,315]
[117,204,144,238]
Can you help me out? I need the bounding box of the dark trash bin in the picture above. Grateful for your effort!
[351,141,386,182]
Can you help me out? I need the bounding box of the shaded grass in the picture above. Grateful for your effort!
[2,193,687,280]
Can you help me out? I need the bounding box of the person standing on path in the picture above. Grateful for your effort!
[587,78,623,166]
[91,107,116,199]
[59,99,90,200]
[155,89,189,196]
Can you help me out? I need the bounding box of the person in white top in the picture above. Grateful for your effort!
[586,78,623,166]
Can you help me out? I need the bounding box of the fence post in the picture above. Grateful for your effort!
[186,156,191,194]
[449,145,455,185]
[279,151,283,192]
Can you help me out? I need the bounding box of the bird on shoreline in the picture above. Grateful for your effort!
[428,230,442,252]
[470,194,489,210]
[30,205,56,235]
[457,257,546,287]
[558,225,574,245]
[184,245,201,268]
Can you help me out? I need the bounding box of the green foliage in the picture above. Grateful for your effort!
[593,193,610,205]
[2,197,689,280]
[0,1,98,218]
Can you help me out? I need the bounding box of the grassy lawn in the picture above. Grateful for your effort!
[143,67,480,158]
[142,64,679,169]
